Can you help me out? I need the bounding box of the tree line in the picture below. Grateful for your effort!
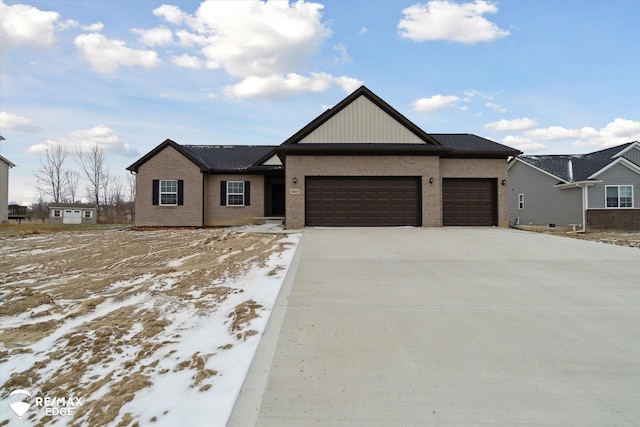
[31,143,135,223]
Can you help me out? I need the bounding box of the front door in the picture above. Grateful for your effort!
[271,184,285,216]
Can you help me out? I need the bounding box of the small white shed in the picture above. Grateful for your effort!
[49,204,98,225]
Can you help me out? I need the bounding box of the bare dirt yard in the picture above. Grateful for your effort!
[514,226,640,248]
[0,226,299,426]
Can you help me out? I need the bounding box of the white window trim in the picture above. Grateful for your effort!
[227,181,245,207]
[53,210,61,218]
[83,210,93,218]
[605,185,634,208]
[160,179,178,206]
[518,193,525,210]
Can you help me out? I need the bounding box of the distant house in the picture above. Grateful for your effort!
[127,86,520,229]
[1,144,16,223]
[508,141,640,230]
[48,203,98,225]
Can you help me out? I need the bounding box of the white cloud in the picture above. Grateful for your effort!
[525,119,640,148]
[56,20,103,32]
[153,4,188,25]
[0,111,42,133]
[485,102,507,113]
[501,135,545,153]
[413,94,459,112]
[27,125,138,157]
[0,1,59,48]
[74,33,161,74]
[359,26,368,34]
[193,1,330,77]
[171,54,203,69]
[83,22,104,32]
[332,44,352,66]
[225,72,334,99]
[334,76,363,94]
[485,118,537,132]
[398,0,510,44]
[154,0,357,98]
[132,26,173,47]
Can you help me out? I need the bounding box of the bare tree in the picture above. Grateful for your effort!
[126,173,136,202]
[76,143,109,208]
[64,169,81,203]
[34,144,69,203]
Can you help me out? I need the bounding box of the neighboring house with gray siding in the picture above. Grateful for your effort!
[508,141,640,230]
[1,152,16,223]
[128,86,520,229]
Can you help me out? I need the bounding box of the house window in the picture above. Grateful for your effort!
[53,210,61,218]
[606,185,633,208]
[227,181,245,206]
[518,194,525,209]
[160,180,178,206]
[84,211,93,218]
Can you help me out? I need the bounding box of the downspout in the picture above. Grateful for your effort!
[202,172,206,228]
[582,184,588,233]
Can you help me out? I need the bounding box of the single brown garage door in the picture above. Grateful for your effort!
[442,178,497,226]
[305,177,421,226]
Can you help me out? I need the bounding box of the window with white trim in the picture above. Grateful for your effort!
[83,210,93,218]
[518,193,525,209]
[160,180,178,206]
[227,181,245,206]
[53,210,61,218]
[606,185,633,208]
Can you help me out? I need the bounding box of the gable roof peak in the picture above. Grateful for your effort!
[281,85,441,146]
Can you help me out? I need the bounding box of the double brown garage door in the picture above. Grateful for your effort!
[305,176,497,227]
[305,177,421,226]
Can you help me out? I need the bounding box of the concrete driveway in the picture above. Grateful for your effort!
[230,228,640,426]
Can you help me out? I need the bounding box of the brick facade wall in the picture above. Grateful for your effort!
[284,155,509,229]
[135,145,203,227]
[586,209,640,231]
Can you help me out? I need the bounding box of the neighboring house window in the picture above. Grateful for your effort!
[606,185,633,208]
[84,210,93,218]
[152,179,184,206]
[53,210,61,218]
[518,194,525,209]
[220,180,251,207]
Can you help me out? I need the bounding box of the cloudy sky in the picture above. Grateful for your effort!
[1,0,639,204]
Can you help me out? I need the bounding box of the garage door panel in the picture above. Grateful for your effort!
[443,178,497,226]
[306,177,421,227]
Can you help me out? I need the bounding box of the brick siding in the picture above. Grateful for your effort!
[586,209,640,231]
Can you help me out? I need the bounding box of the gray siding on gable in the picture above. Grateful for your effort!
[299,96,425,144]
[621,146,640,165]
[587,163,640,208]
[508,160,582,226]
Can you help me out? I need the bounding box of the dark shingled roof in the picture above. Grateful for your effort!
[516,142,638,182]
[431,134,521,156]
[182,145,279,171]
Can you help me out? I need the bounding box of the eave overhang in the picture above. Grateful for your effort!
[554,180,602,189]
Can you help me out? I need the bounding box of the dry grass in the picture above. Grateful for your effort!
[0,223,129,239]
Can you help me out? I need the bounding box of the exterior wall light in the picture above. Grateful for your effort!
[293,177,297,184]
[429,177,434,184]
[501,179,507,185]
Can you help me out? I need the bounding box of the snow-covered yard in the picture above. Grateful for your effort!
[0,228,299,426]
